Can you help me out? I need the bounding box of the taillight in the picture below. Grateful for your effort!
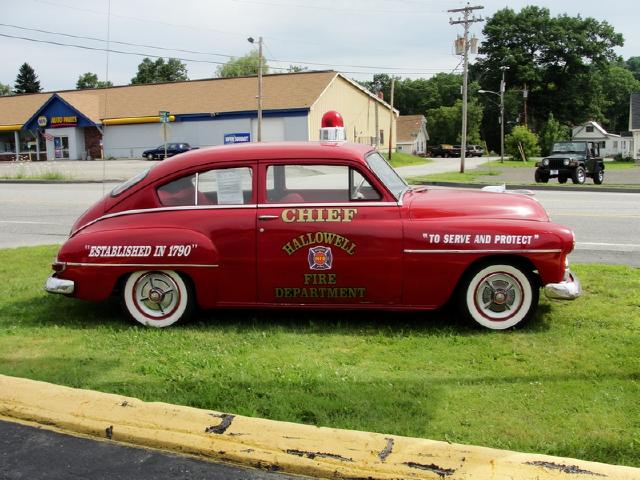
[52,261,66,273]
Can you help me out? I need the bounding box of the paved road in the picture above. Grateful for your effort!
[0,182,638,266]
[0,419,303,480]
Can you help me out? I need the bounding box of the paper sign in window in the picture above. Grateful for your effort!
[216,169,244,205]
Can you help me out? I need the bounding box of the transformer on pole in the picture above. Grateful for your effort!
[449,4,484,173]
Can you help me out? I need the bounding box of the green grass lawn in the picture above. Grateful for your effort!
[1,245,639,467]
[382,151,431,168]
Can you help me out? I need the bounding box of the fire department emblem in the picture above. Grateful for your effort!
[308,246,332,270]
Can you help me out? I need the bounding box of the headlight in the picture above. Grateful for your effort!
[563,159,569,166]
[542,159,549,167]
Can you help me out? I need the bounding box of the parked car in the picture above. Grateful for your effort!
[535,141,604,184]
[45,141,580,330]
[466,145,485,157]
[428,144,457,157]
[142,143,197,160]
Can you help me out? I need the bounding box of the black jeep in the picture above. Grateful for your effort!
[534,141,605,185]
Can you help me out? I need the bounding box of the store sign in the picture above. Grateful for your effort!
[37,116,48,127]
[224,133,251,144]
[50,116,78,127]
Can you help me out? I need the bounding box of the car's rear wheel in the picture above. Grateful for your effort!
[122,270,193,327]
[457,262,539,330]
[572,166,586,184]
[534,169,549,183]
[146,153,154,160]
[593,167,604,185]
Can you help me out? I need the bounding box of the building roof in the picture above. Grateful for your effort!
[630,92,640,131]
[396,115,426,143]
[0,70,339,127]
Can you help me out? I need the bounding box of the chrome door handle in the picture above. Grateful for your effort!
[258,214,279,220]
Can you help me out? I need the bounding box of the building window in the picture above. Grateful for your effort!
[586,126,594,133]
[613,141,618,148]
[379,130,384,145]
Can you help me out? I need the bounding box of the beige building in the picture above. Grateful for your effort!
[0,70,397,161]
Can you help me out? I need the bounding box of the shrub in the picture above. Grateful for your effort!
[539,113,570,156]
[505,125,540,161]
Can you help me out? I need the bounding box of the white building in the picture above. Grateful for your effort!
[395,115,429,155]
[571,121,630,158]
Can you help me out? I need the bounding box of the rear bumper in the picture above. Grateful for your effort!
[44,275,75,295]
[544,269,581,300]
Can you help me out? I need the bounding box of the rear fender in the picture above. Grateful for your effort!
[56,228,219,305]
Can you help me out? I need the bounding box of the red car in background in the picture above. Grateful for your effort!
[45,141,580,330]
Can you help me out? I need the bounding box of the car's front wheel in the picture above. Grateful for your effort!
[146,153,154,160]
[457,262,539,330]
[534,169,549,183]
[122,270,194,327]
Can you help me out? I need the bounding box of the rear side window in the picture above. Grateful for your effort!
[157,167,253,206]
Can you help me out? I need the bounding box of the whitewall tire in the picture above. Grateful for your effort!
[458,263,538,330]
[122,270,193,327]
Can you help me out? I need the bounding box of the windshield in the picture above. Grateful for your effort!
[111,167,151,197]
[364,151,407,200]
[552,142,586,154]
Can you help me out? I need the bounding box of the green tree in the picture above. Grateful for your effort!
[625,56,640,81]
[216,50,269,78]
[131,58,188,84]
[597,65,640,132]
[0,82,11,96]
[426,99,483,145]
[505,125,540,160]
[76,72,113,89]
[287,65,307,73]
[538,113,570,156]
[475,6,624,131]
[14,63,42,94]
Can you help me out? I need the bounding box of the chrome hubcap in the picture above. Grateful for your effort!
[475,273,523,320]
[133,272,180,318]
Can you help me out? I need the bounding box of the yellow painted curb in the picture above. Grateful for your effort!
[0,374,637,479]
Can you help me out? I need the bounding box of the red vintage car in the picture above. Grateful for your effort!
[45,141,580,330]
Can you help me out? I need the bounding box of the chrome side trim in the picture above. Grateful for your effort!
[259,202,398,208]
[404,249,562,254]
[65,262,219,268]
[72,204,258,235]
[44,275,74,295]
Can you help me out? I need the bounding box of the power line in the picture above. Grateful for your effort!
[0,22,452,74]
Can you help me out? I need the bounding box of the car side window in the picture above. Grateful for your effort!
[197,167,253,205]
[265,164,380,203]
[157,167,253,206]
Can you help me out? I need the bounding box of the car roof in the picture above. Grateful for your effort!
[146,141,376,181]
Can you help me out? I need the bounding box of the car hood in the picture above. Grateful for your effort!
[406,187,549,222]
[545,153,584,160]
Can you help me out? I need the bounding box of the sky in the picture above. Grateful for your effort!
[1,0,638,92]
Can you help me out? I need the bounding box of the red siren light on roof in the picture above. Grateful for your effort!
[320,110,346,141]
[321,110,344,128]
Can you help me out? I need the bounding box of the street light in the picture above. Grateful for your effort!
[478,66,508,162]
[247,36,263,142]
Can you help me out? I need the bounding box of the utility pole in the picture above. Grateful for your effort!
[388,78,395,160]
[247,36,263,141]
[449,3,483,173]
[499,66,508,162]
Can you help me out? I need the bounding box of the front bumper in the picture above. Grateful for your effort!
[44,275,75,295]
[544,269,581,300]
